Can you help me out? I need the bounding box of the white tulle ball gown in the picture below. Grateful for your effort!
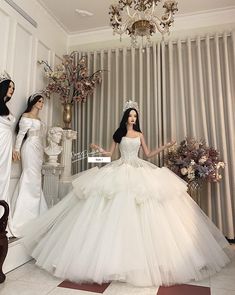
[20,136,232,287]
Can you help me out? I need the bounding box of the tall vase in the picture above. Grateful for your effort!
[63,102,73,129]
[187,179,203,207]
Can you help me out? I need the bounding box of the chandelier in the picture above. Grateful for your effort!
[109,0,178,48]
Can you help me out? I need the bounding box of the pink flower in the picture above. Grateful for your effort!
[38,53,102,103]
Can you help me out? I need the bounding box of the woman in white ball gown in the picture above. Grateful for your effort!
[9,94,48,237]
[20,101,232,287]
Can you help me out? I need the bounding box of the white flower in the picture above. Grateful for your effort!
[187,167,195,180]
[181,168,188,175]
[199,155,207,164]
[217,162,225,169]
[190,160,195,165]
[169,145,177,152]
[187,173,195,180]
[187,166,194,174]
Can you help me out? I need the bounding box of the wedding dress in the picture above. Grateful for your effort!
[9,117,47,237]
[20,136,232,287]
[0,114,15,215]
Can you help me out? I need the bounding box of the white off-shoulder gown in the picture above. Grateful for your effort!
[20,136,232,287]
[9,117,47,237]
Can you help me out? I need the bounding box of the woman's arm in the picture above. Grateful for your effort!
[90,140,117,157]
[140,133,176,159]
[12,116,32,161]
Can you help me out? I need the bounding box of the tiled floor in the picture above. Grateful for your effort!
[1,245,235,295]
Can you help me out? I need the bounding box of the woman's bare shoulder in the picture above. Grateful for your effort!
[22,113,32,118]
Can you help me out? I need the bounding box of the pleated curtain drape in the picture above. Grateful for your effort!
[72,31,235,238]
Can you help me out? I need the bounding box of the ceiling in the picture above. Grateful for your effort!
[37,0,235,34]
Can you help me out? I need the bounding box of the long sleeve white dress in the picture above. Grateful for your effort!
[20,136,233,287]
[10,117,47,237]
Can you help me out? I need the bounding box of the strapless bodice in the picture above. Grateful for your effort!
[119,136,140,161]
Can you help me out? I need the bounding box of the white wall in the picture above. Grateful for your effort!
[0,0,68,193]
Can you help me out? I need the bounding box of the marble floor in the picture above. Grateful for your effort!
[1,245,235,295]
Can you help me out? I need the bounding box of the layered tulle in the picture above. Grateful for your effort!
[20,137,232,287]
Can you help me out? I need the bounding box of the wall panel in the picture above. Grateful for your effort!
[0,8,10,70]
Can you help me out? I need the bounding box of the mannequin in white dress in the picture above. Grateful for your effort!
[9,94,47,237]
[0,75,15,216]
[20,101,232,287]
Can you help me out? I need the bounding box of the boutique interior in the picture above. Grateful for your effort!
[0,0,235,294]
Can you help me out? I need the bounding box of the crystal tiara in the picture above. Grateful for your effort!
[0,71,11,84]
[123,100,139,113]
[28,91,45,103]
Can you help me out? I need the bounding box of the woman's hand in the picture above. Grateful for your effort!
[90,143,97,150]
[165,140,176,148]
[90,144,104,153]
[90,140,116,156]
[90,143,98,150]
[12,150,21,161]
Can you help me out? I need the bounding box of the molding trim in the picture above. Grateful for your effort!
[4,0,37,28]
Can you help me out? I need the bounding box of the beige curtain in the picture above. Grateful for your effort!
[162,33,235,238]
[72,31,235,238]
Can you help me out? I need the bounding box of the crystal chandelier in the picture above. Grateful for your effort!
[109,0,178,48]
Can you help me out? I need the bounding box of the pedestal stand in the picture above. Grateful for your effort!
[42,165,64,207]
[59,129,77,198]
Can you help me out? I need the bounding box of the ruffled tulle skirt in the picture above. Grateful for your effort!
[20,158,232,287]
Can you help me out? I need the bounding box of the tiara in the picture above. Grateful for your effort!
[28,91,44,103]
[0,71,11,84]
[123,100,139,113]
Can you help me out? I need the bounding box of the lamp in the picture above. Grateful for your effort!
[109,0,178,48]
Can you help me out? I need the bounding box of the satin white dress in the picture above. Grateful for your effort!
[0,114,15,215]
[10,117,47,237]
[20,136,232,287]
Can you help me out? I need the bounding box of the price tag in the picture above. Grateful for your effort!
[88,157,111,163]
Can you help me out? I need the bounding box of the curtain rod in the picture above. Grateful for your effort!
[75,32,232,55]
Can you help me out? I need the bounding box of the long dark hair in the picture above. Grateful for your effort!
[15,94,43,136]
[0,80,15,116]
[113,108,141,143]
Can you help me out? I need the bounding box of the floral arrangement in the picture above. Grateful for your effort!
[166,138,225,183]
[38,51,102,103]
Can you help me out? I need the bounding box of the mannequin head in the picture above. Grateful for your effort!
[113,108,141,143]
[15,94,44,135]
[25,94,44,113]
[0,79,15,116]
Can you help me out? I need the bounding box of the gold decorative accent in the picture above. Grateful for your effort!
[63,102,73,129]
[132,20,154,37]
[109,0,178,48]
